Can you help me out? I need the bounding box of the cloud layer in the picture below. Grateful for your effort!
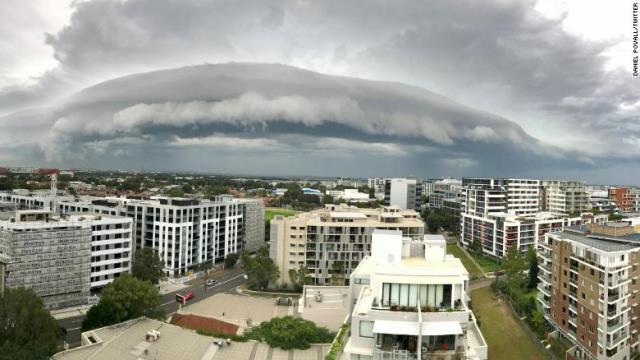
[0,0,638,181]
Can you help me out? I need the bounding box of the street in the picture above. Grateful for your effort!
[58,268,247,348]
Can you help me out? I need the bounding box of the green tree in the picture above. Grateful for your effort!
[426,211,445,233]
[527,246,539,289]
[81,274,164,331]
[329,261,346,286]
[288,266,312,292]
[244,316,335,350]
[240,247,279,290]
[165,187,185,197]
[132,247,164,285]
[0,288,60,360]
[224,253,240,269]
[609,213,623,221]
[502,246,528,291]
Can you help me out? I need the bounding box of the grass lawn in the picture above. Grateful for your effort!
[265,207,298,222]
[446,244,482,279]
[471,287,544,360]
[473,253,503,273]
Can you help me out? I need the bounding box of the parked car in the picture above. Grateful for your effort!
[206,279,218,287]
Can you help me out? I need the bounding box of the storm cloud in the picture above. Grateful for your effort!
[0,0,637,181]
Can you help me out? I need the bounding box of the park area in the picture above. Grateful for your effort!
[470,287,544,360]
[265,207,298,222]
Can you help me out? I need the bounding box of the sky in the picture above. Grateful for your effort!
[0,0,638,183]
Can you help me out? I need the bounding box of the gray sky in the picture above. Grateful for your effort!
[0,0,638,182]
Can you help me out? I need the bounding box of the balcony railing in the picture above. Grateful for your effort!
[372,348,465,360]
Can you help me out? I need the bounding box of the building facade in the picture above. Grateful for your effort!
[125,197,243,277]
[540,181,591,214]
[237,198,265,252]
[538,222,640,360]
[384,178,423,211]
[0,210,92,309]
[270,204,424,285]
[343,230,487,359]
[461,212,587,257]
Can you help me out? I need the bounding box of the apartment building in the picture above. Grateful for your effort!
[461,178,540,216]
[608,187,640,213]
[368,177,386,201]
[1,191,262,278]
[343,230,487,360]
[540,181,591,214]
[66,213,133,290]
[461,211,590,257]
[270,204,424,285]
[237,198,265,252]
[0,210,92,309]
[125,197,243,277]
[538,222,640,360]
[384,178,423,211]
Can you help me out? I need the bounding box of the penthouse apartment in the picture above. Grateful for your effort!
[461,212,592,258]
[538,222,640,360]
[344,230,487,360]
[0,210,92,309]
[270,204,424,285]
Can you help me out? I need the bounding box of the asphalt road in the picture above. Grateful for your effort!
[58,268,247,348]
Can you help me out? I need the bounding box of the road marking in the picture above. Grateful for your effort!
[68,327,81,331]
[161,273,245,307]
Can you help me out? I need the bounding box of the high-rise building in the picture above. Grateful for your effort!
[237,198,265,252]
[383,178,423,211]
[540,180,591,214]
[1,191,264,278]
[0,210,92,309]
[125,197,243,277]
[460,211,588,257]
[343,230,488,359]
[538,221,640,360]
[269,204,424,285]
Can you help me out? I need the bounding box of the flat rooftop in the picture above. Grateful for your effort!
[52,318,216,360]
[299,286,350,331]
[558,227,640,252]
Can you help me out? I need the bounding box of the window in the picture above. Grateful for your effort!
[359,321,374,338]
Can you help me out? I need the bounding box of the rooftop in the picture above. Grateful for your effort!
[53,318,216,360]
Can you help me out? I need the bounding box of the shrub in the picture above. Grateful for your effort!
[244,316,335,350]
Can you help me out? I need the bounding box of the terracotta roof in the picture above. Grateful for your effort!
[170,313,239,335]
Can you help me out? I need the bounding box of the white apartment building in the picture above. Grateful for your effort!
[125,197,243,277]
[461,178,540,216]
[66,213,133,290]
[540,180,591,214]
[384,178,423,211]
[344,230,487,360]
[461,212,591,258]
[538,223,640,360]
[270,204,424,285]
[326,189,371,202]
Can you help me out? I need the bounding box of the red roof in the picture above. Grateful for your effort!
[170,313,239,335]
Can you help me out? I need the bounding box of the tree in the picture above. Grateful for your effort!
[240,247,279,290]
[244,316,335,350]
[502,246,528,291]
[426,211,445,233]
[0,288,60,360]
[165,187,185,197]
[132,247,164,285]
[224,253,239,269]
[288,266,312,292]
[82,274,164,331]
[329,261,346,286]
[527,246,539,289]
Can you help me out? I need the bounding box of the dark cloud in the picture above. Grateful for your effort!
[0,0,637,181]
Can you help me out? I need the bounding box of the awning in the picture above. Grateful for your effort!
[373,320,419,335]
[421,321,463,336]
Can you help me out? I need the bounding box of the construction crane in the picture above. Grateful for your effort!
[0,166,60,213]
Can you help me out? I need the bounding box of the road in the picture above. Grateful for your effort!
[58,269,247,348]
